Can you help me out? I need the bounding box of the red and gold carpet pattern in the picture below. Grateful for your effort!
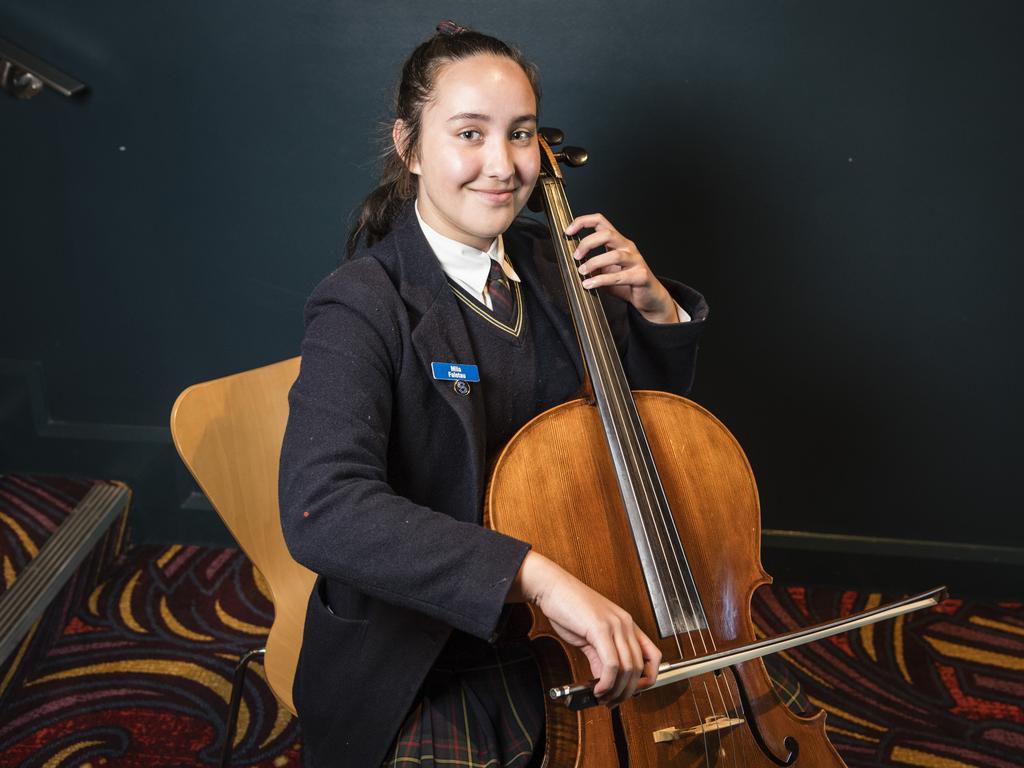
[752,586,1024,767]
[0,543,1020,767]
[0,544,300,767]
[0,474,128,709]
[0,475,103,601]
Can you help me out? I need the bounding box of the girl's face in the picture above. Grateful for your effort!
[405,54,540,251]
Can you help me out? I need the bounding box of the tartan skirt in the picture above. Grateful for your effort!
[378,634,809,767]
[381,633,545,768]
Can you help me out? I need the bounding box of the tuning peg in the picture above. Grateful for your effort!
[539,126,564,147]
[554,146,588,168]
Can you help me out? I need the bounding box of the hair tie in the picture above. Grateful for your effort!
[437,20,469,36]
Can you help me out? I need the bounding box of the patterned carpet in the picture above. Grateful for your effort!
[0,542,1020,767]
[0,475,128,710]
[0,545,301,767]
[0,475,105,591]
[754,586,1024,767]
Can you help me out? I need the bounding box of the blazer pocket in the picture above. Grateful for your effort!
[294,577,370,716]
[310,577,369,651]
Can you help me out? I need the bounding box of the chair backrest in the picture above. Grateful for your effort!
[170,357,315,715]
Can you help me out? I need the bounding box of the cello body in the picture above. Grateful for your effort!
[486,391,847,767]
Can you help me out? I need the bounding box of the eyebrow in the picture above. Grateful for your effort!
[446,112,538,123]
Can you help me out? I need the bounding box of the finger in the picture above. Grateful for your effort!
[578,249,634,276]
[583,264,626,284]
[582,265,646,291]
[606,626,636,705]
[564,213,612,236]
[636,630,663,691]
[589,629,621,700]
[606,610,646,705]
[571,230,618,262]
[620,625,646,702]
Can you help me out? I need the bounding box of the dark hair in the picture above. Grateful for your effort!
[345,24,541,258]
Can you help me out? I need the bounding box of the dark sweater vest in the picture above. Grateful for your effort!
[446,272,581,466]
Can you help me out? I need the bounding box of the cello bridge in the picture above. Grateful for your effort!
[653,715,745,743]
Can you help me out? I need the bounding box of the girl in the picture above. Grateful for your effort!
[279,21,708,768]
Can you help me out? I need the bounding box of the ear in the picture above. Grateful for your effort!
[392,119,421,175]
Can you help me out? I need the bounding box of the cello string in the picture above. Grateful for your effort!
[543,185,716,760]
[579,276,750,765]
[572,238,752,764]
[546,184,685,659]
[545,183,721,765]
[605,378,751,756]
[547,185,704,665]
[545,183,749,764]
[547,186,705,653]
[569,236,735,766]
[572,255,738,766]
[611,387,753,759]
[642,495,752,763]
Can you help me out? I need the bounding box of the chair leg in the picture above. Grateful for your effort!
[221,647,266,768]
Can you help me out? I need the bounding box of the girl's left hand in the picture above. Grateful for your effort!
[565,214,678,325]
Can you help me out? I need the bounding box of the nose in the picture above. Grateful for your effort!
[483,137,515,180]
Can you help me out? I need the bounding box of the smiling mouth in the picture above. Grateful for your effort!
[471,188,517,202]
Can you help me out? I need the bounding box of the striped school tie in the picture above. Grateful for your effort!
[485,259,515,324]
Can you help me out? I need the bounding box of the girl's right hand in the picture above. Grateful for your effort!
[508,551,662,707]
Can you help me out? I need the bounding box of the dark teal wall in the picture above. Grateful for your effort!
[2,2,1021,586]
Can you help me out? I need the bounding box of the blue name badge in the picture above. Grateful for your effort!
[431,362,480,382]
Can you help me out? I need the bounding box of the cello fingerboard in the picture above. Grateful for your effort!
[537,160,710,640]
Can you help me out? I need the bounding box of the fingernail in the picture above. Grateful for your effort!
[582,278,595,289]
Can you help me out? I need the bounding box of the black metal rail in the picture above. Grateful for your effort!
[0,37,86,99]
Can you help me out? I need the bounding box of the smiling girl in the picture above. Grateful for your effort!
[280,21,708,768]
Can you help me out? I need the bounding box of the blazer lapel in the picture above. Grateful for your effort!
[387,207,488,508]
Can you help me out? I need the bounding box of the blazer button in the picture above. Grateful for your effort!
[453,380,471,396]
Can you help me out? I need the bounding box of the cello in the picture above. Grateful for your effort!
[484,129,944,766]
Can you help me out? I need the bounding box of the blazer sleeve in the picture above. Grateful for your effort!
[279,264,530,641]
[602,277,709,395]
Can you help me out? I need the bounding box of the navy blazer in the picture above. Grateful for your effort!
[279,204,708,768]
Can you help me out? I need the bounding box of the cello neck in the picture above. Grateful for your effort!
[536,174,611,407]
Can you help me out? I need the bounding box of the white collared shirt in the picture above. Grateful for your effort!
[414,200,689,322]
[415,201,520,311]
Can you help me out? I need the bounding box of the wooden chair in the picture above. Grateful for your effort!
[170,357,316,767]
